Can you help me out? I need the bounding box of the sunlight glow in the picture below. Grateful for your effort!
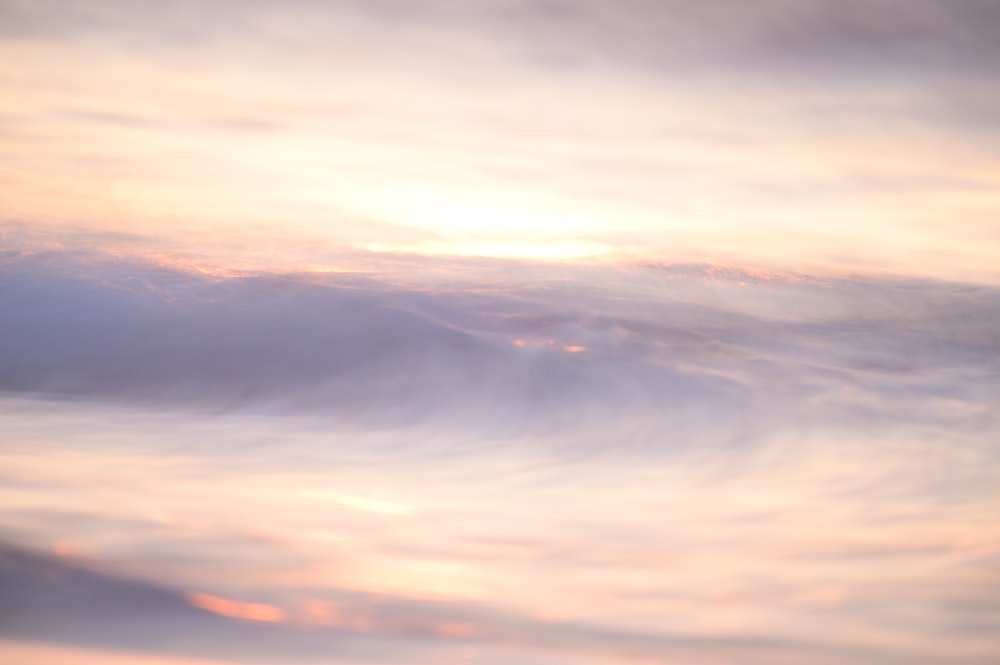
[361,241,609,261]
[434,205,590,234]
[298,489,414,515]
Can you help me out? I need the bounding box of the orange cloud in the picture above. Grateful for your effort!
[53,539,89,558]
[186,592,285,623]
[546,339,586,353]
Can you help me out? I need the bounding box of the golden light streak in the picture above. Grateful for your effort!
[433,205,591,235]
[360,241,610,261]
[298,489,414,515]
[335,494,413,515]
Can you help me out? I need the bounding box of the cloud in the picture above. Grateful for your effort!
[0,540,930,665]
[2,244,999,664]
[3,3,999,282]
[2,247,998,444]
[6,1,1000,74]
[0,249,755,442]
[0,541,410,664]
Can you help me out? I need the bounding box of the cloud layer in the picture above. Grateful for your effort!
[2,247,999,664]
[3,1,999,280]
[2,247,997,438]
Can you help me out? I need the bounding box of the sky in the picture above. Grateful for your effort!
[1,2,1000,664]
[3,0,1000,279]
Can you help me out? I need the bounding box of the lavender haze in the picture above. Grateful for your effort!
[2,2,1000,664]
